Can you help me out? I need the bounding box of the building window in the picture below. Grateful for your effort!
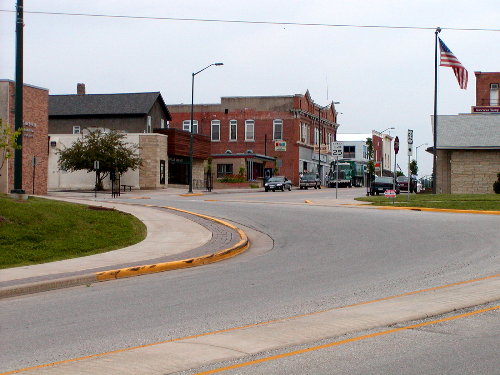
[490,83,499,106]
[72,126,80,134]
[273,119,283,140]
[183,120,198,133]
[211,120,220,141]
[160,119,165,129]
[343,145,356,159]
[314,128,319,145]
[363,145,368,159]
[217,163,233,178]
[229,120,237,141]
[300,122,310,144]
[147,116,152,133]
[245,120,254,141]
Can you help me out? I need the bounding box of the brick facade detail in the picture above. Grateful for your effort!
[167,92,339,185]
[0,80,48,195]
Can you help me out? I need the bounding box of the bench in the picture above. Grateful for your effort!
[121,184,133,192]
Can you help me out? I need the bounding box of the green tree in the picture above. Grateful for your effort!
[409,159,418,176]
[0,119,22,174]
[58,129,141,190]
[366,137,375,179]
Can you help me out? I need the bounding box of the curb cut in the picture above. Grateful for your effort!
[0,206,249,299]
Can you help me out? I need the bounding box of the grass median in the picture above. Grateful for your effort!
[0,195,146,269]
[355,193,500,211]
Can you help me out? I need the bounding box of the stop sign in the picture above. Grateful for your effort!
[394,136,399,154]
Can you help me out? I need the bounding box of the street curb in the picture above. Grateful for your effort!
[95,206,249,281]
[0,274,96,299]
[0,206,249,299]
[375,205,500,215]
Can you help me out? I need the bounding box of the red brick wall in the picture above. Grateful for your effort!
[475,72,500,106]
[6,82,49,195]
[167,93,338,184]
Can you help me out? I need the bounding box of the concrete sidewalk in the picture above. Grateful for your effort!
[0,195,248,298]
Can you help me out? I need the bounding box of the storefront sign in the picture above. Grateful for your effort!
[275,140,287,151]
[22,121,37,138]
[472,106,500,113]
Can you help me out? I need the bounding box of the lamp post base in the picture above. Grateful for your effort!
[10,190,27,200]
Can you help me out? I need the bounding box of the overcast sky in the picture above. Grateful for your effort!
[1,0,499,176]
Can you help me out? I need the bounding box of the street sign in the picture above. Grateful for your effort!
[408,144,413,156]
[394,136,399,154]
[384,189,396,198]
[331,141,343,157]
[407,129,413,145]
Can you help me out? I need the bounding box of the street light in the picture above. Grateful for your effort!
[317,102,339,187]
[188,62,223,193]
[415,143,428,164]
[375,127,395,176]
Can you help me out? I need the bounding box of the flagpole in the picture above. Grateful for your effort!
[432,27,441,194]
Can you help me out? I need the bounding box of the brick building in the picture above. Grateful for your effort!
[433,71,500,194]
[0,80,48,195]
[167,91,339,185]
[473,71,500,110]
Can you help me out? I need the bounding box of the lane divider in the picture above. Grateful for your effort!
[3,275,497,374]
[95,205,249,281]
[194,304,500,374]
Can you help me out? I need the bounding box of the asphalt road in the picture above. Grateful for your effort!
[1,188,498,373]
[186,302,499,375]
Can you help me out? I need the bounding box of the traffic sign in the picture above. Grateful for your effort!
[384,189,396,198]
[331,141,343,157]
[407,129,413,145]
[394,136,399,154]
[408,144,413,156]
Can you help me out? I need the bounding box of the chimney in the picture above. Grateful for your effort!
[77,83,86,95]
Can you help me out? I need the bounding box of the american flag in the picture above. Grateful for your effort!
[439,38,468,90]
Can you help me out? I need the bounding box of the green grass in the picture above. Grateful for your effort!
[0,195,146,269]
[355,193,500,211]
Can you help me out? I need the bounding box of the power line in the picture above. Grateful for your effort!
[0,9,499,32]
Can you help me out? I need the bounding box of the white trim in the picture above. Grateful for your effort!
[211,120,221,141]
[229,119,237,141]
[273,119,283,140]
[245,119,255,141]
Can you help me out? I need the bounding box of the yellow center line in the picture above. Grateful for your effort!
[194,305,500,375]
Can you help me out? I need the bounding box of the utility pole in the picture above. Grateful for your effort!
[12,0,25,194]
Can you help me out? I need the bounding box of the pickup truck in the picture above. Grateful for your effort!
[299,173,321,189]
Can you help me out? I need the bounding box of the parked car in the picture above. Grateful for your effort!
[370,176,400,195]
[396,176,417,193]
[264,176,292,192]
[299,173,321,189]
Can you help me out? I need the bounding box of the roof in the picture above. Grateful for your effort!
[432,114,500,149]
[49,92,171,119]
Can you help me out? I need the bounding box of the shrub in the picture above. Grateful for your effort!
[218,174,245,183]
[493,173,500,194]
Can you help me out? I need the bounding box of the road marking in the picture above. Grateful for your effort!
[2,274,497,375]
[194,305,500,375]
